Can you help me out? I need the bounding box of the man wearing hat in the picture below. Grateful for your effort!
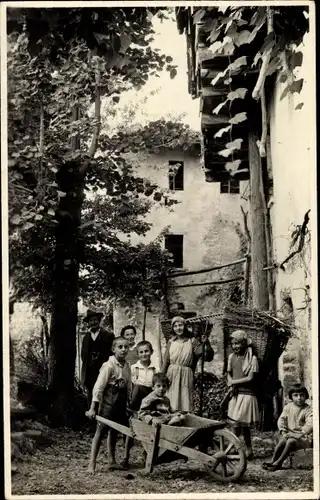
[81,309,114,408]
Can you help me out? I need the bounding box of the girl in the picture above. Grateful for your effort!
[161,316,214,412]
[226,330,260,460]
[121,340,157,469]
[120,325,139,366]
[262,383,313,471]
[86,337,131,473]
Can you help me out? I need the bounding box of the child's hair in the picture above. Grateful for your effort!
[288,383,309,400]
[120,325,137,337]
[136,340,153,353]
[152,372,169,387]
[112,336,129,349]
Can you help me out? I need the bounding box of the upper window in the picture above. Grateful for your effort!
[164,234,183,268]
[220,179,240,194]
[169,161,184,191]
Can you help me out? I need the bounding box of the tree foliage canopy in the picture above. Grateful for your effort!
[7,7,194,313]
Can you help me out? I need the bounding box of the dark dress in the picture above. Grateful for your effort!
[80,327,114,406]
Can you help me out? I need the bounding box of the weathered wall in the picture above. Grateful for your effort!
[115,149,247,371]
[268,31,315,399]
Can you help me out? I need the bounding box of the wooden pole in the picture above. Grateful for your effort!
[173,276,244,289]
[248,131,269,310]
[169,257,246,278]
[243,255,251,305]
[199,342,205,417]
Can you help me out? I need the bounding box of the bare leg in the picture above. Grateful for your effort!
[106,430,118,469]
[270,437,287,463]
[121,436,133,469]
[88,423,107,474]
[272,438,297,468]
[243,427,253,458]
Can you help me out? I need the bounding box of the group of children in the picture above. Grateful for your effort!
[226,329,313,471]
[86,316,213,473]
[85,317,313,475]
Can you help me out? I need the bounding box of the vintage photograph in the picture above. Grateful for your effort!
[2,1,318,498]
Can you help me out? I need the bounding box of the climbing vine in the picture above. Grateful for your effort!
[191,5,309,168]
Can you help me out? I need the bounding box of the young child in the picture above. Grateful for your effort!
[161,316,214,412]
[262,383,313,471]
[227,330,260,460]
[120,325,139,366]
[86,337,131,473]
[138,373,186,426]
[121,340,157,468]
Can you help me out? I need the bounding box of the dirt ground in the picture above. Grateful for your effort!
[11,428,313,496]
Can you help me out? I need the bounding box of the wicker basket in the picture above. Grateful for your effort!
[160,315,213,342]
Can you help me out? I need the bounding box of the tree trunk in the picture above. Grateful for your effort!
[248,131,269,310]
[47,171,84,426]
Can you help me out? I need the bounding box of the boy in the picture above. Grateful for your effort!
[121,340,157,469]
[138,373,186,426]
[262,383,313,471]
[86,337,131,473]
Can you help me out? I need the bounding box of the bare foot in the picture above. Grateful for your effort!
[87,463,96,474]
[120,459,129,470]
[107,462,123,471]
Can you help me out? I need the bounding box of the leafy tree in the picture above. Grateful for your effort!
[7,7,182,424]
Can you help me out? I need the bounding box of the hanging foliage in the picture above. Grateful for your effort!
[184,5,309,168]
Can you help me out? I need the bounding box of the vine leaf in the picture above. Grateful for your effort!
[295,102,304,110]
[211,56,247,86]
[227,88,247,101]
[226,159,242,173]
[235,30,251,46]
[289,51,303,70]
[209,41,223,56]
[219,139,242,158]
[212,100,227,115]
[280,78,304,101]
[193,9,206,24]
[11,215,21,225]
[226,138,243,150]
[214,125,232,138]
[229,112,247,125]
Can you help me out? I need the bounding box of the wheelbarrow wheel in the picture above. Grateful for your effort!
[203,428,247,483]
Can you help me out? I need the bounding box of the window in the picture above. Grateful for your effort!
[169,161,184,191]
[220,179,240,194]
[165,234,183,268]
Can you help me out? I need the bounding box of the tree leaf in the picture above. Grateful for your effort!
[235,30,251,47]
[48,208,55,216]
[227,88,247,101]
[229,112,247,125]
[211,70,225,87]
[289,51,303,70]
[119,34,131,54]
[57,190,67,197]
[214,125,232,138]
[170,68,177,79]
[22,222,34,231]
[212,100,227,115]
[11,214,21,225]
[35,214,43,221]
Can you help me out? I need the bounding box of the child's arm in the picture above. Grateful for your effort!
[88,363,112,417]
[277,405,289,434]
[231,355,258,386]
[300,406,313,436]
[138,396,154,425]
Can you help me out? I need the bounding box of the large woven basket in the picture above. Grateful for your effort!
[160,315,213,342]
[223,306,292,381]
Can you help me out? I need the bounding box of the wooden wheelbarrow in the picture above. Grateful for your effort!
[94,413,247,483]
